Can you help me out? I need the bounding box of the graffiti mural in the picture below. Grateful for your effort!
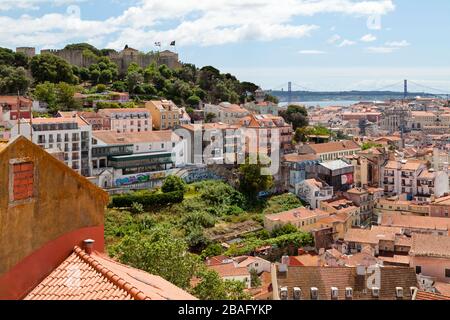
[115,172,166,186]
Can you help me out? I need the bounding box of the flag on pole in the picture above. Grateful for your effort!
[170,41,176,46]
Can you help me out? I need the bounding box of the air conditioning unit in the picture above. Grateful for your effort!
[372,287,380,298]
[345,287,353,300]
[280,287,288,300]
[331,287,339,300]
[396,287,404,299]
[310,287,319,300]
[293,287,302,300]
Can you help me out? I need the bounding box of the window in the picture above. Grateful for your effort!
[446,269,450,278]
[416,266,422,274]
[11,162,34,202]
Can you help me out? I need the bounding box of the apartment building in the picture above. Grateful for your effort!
[416,169,449,203]
[264,207,330,233]
[296,179,334,209]
[204,102,249,124]
[282,153,320,193]
[10,116,92,176]
[91,130,187,189]
[382,159,427,198]
[319,198,361,227]
[97,108,151,133]
[239,114,294,154]
[380,213,450,236]
[145,100,181,130]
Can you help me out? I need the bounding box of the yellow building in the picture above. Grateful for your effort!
[145,100,181,130]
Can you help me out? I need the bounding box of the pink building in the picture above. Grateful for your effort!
[409,233,450,282]
[98,108,152,133]
[430,196,450,218]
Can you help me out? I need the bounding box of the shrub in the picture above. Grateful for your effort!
[162,175,186,193]
[110,190,184,209]
[130,202,144,214]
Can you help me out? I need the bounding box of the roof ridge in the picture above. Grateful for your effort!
[73,246,149,300]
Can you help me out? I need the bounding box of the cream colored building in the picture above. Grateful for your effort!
[145,100,181,130]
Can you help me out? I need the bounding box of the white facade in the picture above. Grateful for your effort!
[296,179,334,209]
[11,117,92,176]
[98,109,152,133]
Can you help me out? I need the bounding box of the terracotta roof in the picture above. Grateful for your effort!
[30,115,89,127]
[98,108,150,115]
[410,233,450,259]
[344,226,404,245]
[93,130,178,144]
[378,255,410,265]
[384,159,426,171]
[416,291,450,300]
[276,266,418,300]
[25,247,196,300]
[208,263,250,277]
[265,207,328,223]
[283,153,319,162]
[302,140,360,154]
[381,213,450,232]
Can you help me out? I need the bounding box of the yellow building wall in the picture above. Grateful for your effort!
[0,137,108,275]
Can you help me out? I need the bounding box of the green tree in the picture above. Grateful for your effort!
[238,155,274,200]
[161,175,186,193]
[112,227,200,290]
[33,82,57,110]
[30,54,76,84]
[126,71,144,94]
[205,112,216,123]
[250,268,261,288]
[0,65,30,94]
[280,105,309,130]
[192,268,252,300]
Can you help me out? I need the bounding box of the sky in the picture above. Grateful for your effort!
[0,0,449,92]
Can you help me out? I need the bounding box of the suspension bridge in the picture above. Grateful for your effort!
[266,80,450,104]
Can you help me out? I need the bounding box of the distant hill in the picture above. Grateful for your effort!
[270,90,441,103]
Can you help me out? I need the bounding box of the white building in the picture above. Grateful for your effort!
[296,179,334,209]
[416,169,449,203]
[382,159,427,199]
[10,116,92,176]
[91,130,188,189]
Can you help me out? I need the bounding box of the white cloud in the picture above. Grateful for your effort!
[366,46,397,53]
[327,34,341,44]
[0,0,397,50]
[338,39,356,47]
[360,34,377,42]
[385,40,410,47]
[366,40,411,54]
[299,50,326,55]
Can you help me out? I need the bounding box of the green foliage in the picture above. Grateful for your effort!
[111,227,200,290]
[32,82,81,113]
[0,47,29,67]
[161,175,187,193]
[362,141,383,150]
[271,223,298,238]
[238,155,274,200]
[191,268,252,300]
[65,43,102,56]
[201,243,224,260]
[0,65,30,94]
[280,105,309,130]
[30,53,77,84]
[130,202,145,214]
[250,268,261,288]
[263,193,302,215]
[110,190,184,209]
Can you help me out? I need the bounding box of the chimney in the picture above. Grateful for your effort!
[279,255,289,273]
[83,239,95,255]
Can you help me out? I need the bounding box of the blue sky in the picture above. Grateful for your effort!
[1,0,449,92]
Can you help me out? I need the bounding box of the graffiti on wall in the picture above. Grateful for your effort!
[115,172,166,186]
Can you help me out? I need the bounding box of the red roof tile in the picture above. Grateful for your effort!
[25,247,196,300]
